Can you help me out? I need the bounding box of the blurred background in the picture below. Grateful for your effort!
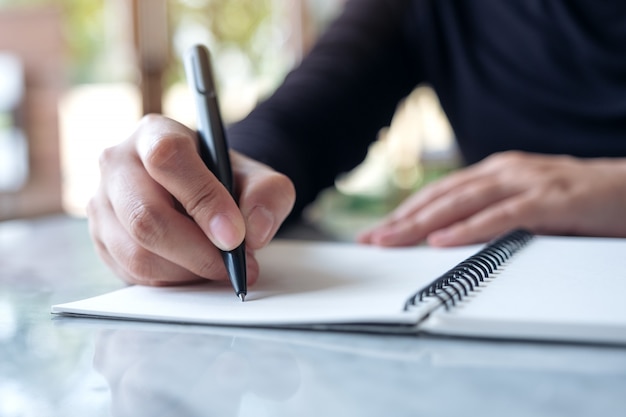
[0,0,456,240]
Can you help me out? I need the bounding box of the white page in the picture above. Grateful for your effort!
[52,240,476,327]
[421,236,626,344]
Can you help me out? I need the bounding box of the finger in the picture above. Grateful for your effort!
[358,163,496,244]
[135,115,245,251]
[100,135,245,283]
[87,198,138,283]
[233,153,296,249]
[427,193,541,246]
[88,194,202,285]
[363,178,518,246]
[378,152,526,226]
[387,161,495,221]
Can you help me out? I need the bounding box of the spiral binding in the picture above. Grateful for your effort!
[404,229,534,311]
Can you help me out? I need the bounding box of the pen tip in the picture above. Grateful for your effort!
[238,293,246,302]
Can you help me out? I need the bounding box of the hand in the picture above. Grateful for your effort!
[358,151,626,247]
[87,114,295,286]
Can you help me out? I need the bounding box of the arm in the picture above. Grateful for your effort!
[228,0,421,217]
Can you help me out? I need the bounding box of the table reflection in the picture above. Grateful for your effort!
[88,321,626,417]
[94,329,301,416]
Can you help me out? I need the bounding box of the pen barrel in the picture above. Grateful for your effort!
[222,243,247,296]
[187,44,236,197]
[197,126,235,196]
[186,44,247,300]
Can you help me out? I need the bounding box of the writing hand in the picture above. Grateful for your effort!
[358,151,626,247]
[87,114,295,286]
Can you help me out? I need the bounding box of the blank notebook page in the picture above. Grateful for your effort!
[52,241,476,326]
[423,236,626,342]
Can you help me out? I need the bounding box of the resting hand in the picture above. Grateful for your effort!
[358,151,626,246]
[87,114,295,286]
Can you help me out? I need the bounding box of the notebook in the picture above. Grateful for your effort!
[51,230,626,345]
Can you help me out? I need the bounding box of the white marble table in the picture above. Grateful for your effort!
[2,215,625,417]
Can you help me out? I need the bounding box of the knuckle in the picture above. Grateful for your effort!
[90,235,108,260]
[143,133,194,173]
[126,203,166,248]
[499,200,536,226]
[98,146,118,173]
[269,172,296,203]
[184,185,222,218]
[123,245,158,282]
[138,113,161,126]
[544,176,570,192]
[195,256,224,280]
[85,197,98,219]
[448,188,475,206]
[255,171,296,208]
[499,204,522,221]
[86,198,106,240]
[487,150,526,167]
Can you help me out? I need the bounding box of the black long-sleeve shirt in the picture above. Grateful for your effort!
[228,0,626,217]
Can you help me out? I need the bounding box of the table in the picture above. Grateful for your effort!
[2,215,625,417]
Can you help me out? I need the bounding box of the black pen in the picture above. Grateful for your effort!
[185,44,247,302]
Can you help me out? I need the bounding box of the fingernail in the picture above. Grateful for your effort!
[209,213,245,250]
[247,206,274,245]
